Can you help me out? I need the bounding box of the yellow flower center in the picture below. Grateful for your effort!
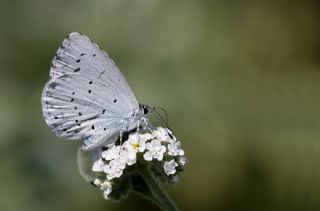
[133,143,140,150]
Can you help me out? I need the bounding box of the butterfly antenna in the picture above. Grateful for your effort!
[151,107,169,129]
[155,107,168,125]
[152,108,175,139]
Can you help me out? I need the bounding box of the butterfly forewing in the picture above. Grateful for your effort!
[41,32,140,150]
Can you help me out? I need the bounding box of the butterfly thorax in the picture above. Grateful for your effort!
[122,104,154,131]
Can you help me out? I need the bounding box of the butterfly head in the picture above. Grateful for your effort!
[139,104,169,129]
[139,104,155,116]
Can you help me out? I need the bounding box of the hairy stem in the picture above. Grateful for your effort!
[138,166,179,211]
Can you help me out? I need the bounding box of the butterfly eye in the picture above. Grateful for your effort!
[143,107,149,115]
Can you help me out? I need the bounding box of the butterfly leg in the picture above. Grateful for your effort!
[141,117,151,130]
[119,129,124,145]
[137,119,141,132]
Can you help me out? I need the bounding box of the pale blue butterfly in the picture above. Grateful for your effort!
[41,32,154,151]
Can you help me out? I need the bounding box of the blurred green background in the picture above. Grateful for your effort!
[1,0,320,210]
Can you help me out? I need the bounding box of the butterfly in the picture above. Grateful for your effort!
[41,32,154,151]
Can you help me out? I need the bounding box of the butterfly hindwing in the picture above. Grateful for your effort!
[41,32,140,150]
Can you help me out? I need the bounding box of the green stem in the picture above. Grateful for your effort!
[138,166,180,211]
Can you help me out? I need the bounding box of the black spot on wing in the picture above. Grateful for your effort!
[51,82,57,89]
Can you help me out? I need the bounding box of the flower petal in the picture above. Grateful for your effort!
[143,151,153,161]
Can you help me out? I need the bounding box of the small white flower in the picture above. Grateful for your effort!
[100,181,112,199]
[103,190,111,199]
[164,159,178,175]
[168,141,184,156]
[93,178,103,186]
[143,139,166,161]
[139,133,154,142]
[103,159,126,180]
[102,145,121,161]
[152,127,176,143]
[92,158,104,172]
[120,148,137,166]
[123,133,147,153]
[152,127,170,142]
[127,132,139,143]
[178,156,187,166]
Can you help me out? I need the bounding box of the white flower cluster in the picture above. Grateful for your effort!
[91,127,187,199]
